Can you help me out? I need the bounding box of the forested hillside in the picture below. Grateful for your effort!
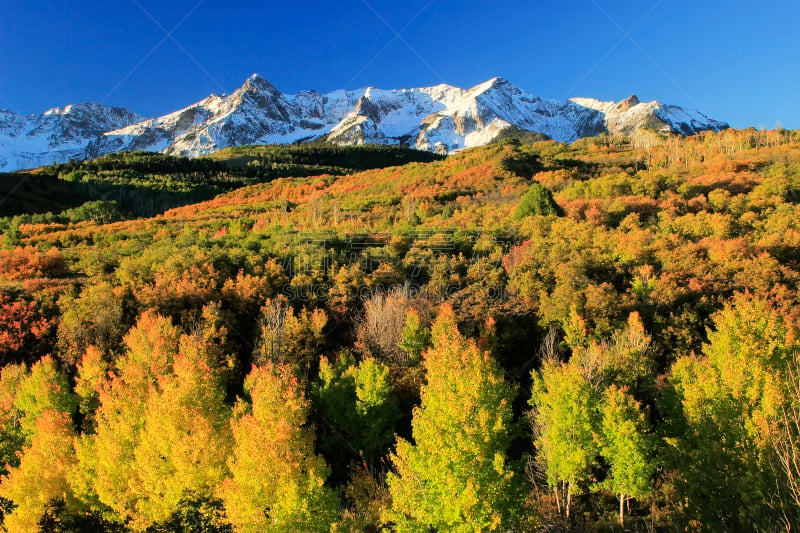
[0,145,442,219]
[0,129,799,531]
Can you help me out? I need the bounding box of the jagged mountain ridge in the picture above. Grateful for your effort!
[0,103,147,172]
[0,76,728,171]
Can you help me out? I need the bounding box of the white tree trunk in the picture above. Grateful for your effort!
[554,484,561,515]
[566,482,572,519]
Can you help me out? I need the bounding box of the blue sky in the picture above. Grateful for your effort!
[1,0,798,129]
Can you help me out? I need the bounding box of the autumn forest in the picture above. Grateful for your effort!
[1,130,800,531]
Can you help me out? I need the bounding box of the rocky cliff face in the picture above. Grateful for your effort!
[0,75,729,171]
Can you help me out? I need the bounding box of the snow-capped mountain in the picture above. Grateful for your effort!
[0,76,728,171]
[0,104,147,172]
[570,94,729,136]
[87,75,366,159]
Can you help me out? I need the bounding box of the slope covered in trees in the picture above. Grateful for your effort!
[0,144,443,220]
[0,128,799,530]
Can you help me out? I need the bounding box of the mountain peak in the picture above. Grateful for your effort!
[242,74,279,94]
[0,78,729,172]
[471,77,513,94]
[617,94,641,112]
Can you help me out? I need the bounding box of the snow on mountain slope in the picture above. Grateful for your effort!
[90,75,369,159]
[412,77,607,152]
[0,76,729,171]
[0,104,147,171]
[570,95,728,136]
[327,84,463,147]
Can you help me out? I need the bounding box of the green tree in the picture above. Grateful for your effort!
[313,353,400,470]
[661,295,796,530]
[513,182,563,220]
[598,385,654,526]
[530,358,599,518]
[4,218,21,247]
[385,305,521,532]
[0,363,27,473]
[14,355,77,442]
[221,363,338,533]
[398,308,430,364]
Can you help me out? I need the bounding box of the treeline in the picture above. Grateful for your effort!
[53,144,443,179]
[0,129,798,530]
[54,151,228,178]
[208,143,445,174]
[0,144,443,221]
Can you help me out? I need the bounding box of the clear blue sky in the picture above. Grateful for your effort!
[1,0,798,129]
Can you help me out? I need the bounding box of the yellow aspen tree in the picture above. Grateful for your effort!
[0,411,79,533]
[132,334,231,527]
[385,305,521,532]
[221,363,338,532]
[74,345,109,434]
[71,311,181,524]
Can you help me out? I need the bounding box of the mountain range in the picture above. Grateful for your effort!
[0,75,728,172]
